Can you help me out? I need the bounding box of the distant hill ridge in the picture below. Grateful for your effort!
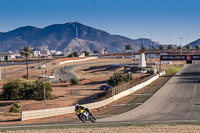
[0,22,161,53]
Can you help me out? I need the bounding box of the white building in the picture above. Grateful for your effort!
[49,50,56,55]
[55,51,62,55]
[79,52,85,57]
[0,53,12,61]
[33,51,41,57]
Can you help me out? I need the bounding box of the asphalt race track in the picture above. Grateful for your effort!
[99,62,200,122]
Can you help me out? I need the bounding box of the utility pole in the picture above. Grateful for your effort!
[76,26,78,39]
[149,43,152,71]
[4,55,7,80]
[42,67,46,109]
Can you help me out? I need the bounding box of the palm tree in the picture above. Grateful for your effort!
[125,44,132,52]
[20,46,33,79]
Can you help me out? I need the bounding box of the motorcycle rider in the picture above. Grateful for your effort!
[75,104,91,116]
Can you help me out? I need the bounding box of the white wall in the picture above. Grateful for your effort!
[59,57,98,65]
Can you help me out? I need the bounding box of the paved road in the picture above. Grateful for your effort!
[99,62,200,122]
[53,61,128,81]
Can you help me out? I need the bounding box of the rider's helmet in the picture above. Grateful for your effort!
[75,103,79,110]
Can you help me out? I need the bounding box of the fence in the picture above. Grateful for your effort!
[110,74,157,96]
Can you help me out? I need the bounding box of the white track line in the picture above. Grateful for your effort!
[191,76,198,104]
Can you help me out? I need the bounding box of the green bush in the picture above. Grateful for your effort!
[1,80,23,100]
[31,80,52,100]
[9,102,22,113]
[1,80,52,101]
[70,78,79,85]
[108,72,133,87]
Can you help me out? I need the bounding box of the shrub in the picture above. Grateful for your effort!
[9,102,22,113]
[108,72,133,87]
[31,80,52,100]
[70,78,79,85]
[1,80,24,100]
[1,80,52,101]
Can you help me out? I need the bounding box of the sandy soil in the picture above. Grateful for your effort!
[1,125,200,133]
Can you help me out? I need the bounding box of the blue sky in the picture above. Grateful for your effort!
[0,0,200,45]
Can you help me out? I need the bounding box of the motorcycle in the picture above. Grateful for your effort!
[76,108,96,123]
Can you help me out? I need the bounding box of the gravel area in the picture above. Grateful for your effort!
[1,125,200,133]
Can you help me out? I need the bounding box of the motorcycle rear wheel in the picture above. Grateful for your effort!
[79,114,87,123]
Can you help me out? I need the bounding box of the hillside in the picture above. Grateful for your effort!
[0,22,161,54]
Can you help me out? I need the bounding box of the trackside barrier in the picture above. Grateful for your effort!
[21,71,165,121]
[59,57,98,65]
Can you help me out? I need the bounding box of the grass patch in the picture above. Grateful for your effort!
[165,64,183,75]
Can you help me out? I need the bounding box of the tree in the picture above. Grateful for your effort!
[108,72,133,87]
[177,45,182,49]
[195,45,200,50]
[125,44,132,52]
[186,45,192,54]
[104,49,108,54]
[159,45,164,50]
[1,80,52,101]
[30,80,52,100]
[82,50,90,56]
[67,54,73,58]
[20,46,33,79]
[93,50,99,55]
[167,44,174,50]
[141,43,146,53]
[1,80,23,100]
[72,51,79,57]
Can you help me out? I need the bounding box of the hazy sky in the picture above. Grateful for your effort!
[0,0,200,45]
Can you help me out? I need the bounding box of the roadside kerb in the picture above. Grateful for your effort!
[21,71,165,121]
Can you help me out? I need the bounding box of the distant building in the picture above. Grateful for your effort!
[33,51,40,57]
[0,53,12,61]
[79,52,85,57]
[40,49,50,56]
[55,51,62,55]
[50,50,56,55]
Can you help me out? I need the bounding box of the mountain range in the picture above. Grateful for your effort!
[0,22,180,54]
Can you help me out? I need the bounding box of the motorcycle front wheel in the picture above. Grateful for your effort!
[90,115,96,123]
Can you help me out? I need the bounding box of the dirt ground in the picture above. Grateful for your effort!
[0,57,185,125]
[1,125,200,133]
